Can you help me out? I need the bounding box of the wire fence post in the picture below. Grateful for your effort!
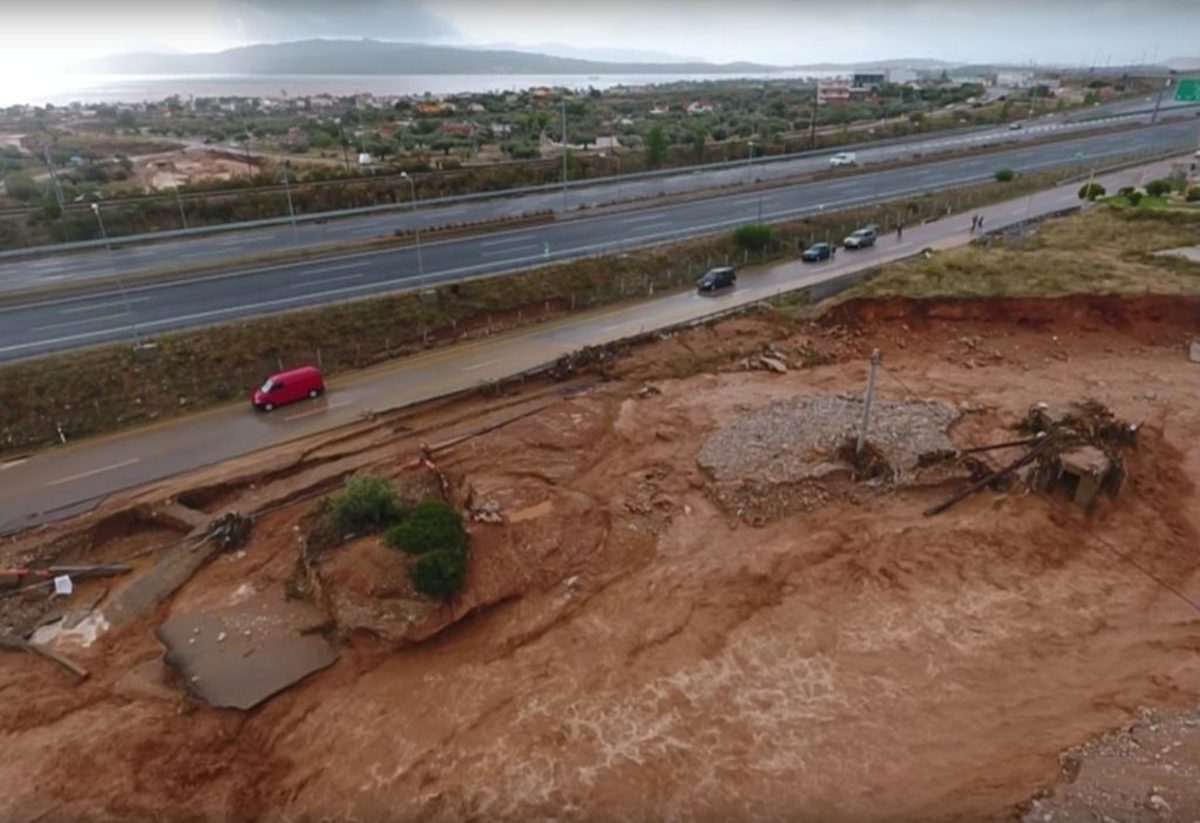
[856,349,881,456]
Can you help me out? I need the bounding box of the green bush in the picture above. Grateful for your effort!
[330,474,402,535]
[384,499,466,555]
[409,547,468,599]
[1117,186,1135,197]
[1187,187,1200,203]
[1126,190,1143,206]
[1078,182,1106,201]
[734,223,774,251]
[1145,179,1172,198]
[993,168,1015,182]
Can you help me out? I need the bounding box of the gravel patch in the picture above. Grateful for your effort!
[698,394,958,484]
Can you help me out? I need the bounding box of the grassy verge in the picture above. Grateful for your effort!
[0,156,1178,454]
[834,207,1200,301]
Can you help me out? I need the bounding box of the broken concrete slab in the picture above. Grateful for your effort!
[156,592,337,711]
[139,501,211,533]
[102,536,223,627]
[1189,340,1200,364]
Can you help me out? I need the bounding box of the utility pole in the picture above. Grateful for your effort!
[561,97,569,208]
[855,349,881,456]
[334,117,351,171]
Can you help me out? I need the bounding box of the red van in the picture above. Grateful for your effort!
[251,365,325,412]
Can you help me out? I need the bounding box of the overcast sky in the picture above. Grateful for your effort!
[2,0,1196,75]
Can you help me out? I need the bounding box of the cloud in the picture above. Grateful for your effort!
[220,0,457,44]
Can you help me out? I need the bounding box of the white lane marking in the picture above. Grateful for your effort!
[479,233,538,247]
[213,237,245,247]
[0,158,1159,356]
[282,399,353,421]
[292,262,363,277]
[34,312,128,331]
[288,272,363,288]
[46,457,140,487]
[1,458,28,471]
[58,297,150,315]
[481,245,539,257]
[620,212,672,224]
[602,320,632,332]
[462,357,503,372]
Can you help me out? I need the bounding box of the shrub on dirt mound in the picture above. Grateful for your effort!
[330,474,404,535]
[384,499,467,555]
[1187,187,1200,203]
[1078,182,1105,201]
[734,223,773,251]
[1144,179,1173,198]
[409,547,468,600]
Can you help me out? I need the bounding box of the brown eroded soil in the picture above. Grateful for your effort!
[1,296,1199,821]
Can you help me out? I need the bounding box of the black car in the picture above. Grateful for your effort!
[801,242,835,262]
[697,266,736,292]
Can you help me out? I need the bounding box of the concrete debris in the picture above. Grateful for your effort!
[471,500,504,524]
[1189,340,1200,363]
[759,356,788,374]
[157,592,337,711]
[699,394,957,485]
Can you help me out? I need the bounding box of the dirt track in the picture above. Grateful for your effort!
[1,295,1199,821]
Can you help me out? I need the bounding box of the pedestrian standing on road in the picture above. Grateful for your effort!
[978,215,984,232]
[969,215,976,233]
[896,221,904,241]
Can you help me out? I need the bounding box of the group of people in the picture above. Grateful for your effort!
[969,214,986,233]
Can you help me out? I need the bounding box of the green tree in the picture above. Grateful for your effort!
[645,124,669,168]
[385,499,467,555]
[2,172,40,202]
[1078,182,1106,201]
[1144,179,1172,198]
[994,168,1015,182]
[329,474,403,535]
[409,547,467,600]
[734,223,773,251]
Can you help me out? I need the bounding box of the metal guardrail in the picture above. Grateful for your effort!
[3,102,1196,261]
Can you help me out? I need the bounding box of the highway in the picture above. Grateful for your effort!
[2,97,1197,288]
[0,119,1196,362]
[0,156,1180,535]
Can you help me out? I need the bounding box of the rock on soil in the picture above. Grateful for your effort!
[1021,706,1200,822]
[698,394,958,484]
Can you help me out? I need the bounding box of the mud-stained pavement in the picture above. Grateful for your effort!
[1,296,1199,821]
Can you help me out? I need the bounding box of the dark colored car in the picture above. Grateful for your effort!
[697,266,736,292]
[801,242,835,262]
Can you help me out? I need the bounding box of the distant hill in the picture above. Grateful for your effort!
[1163,57,1200,71]
[791,58,961,72]
[82,39,780,76]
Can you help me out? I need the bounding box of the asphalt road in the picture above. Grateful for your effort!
[2,97,1197,287]
[1,119,1197,363]
[0,157,1177,535]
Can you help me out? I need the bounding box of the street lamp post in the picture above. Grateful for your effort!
[171,183,188,230]
[281,161,298,236]
[401,172,424,281]
[91,201,111,252]
[333,117,351,171]
[561,97,569,208]
[746,140,756,182]
[600,151,623,200]
[91,203,142,345]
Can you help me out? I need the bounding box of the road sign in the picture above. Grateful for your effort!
[1175,78,1200,102]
